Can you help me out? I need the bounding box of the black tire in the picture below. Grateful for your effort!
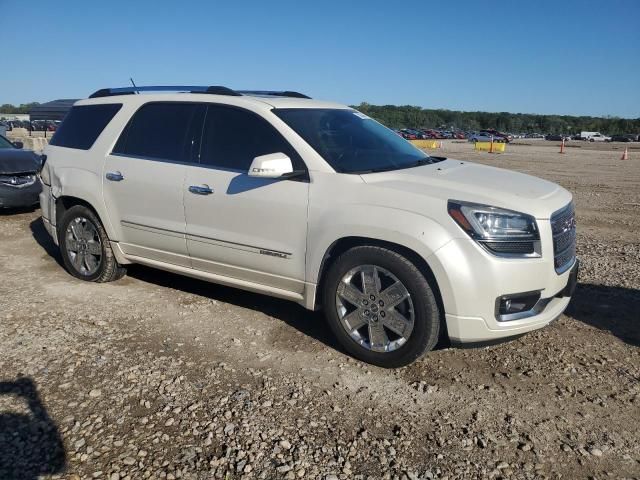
[322,246,440,368]
[58,204,126,282]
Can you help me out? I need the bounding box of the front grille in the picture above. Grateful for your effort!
[0,173,37,188]
[550,202,576,274]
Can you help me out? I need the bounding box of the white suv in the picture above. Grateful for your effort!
[39,86,578,367]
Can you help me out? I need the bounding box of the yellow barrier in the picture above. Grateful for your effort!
[474,141,506,153]
[410,139,440,149]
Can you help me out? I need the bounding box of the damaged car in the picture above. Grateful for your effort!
[0,135,42,209]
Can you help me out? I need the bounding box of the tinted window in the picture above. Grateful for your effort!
[114,102,203,162]
[199,105,304,171]
[274,109,432,173]
[50,104,122,150]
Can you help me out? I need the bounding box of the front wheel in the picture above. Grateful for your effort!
[58,205,126,282]
[322,246,440,368]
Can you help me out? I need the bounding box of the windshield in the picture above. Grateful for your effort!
[273,108,433,173]
[0,135,14,149]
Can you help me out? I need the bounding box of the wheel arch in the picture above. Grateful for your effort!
[56,196,102,234]
[55,194,131,266]
[313,236,449,343]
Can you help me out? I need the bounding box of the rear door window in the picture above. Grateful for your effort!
[50,104,122,150]
[113,102,204,162]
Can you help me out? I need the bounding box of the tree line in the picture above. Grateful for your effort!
[2,101,638,134]
[353,103,640,135]
[0,102,41,114]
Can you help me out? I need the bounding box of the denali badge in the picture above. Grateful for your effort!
[259,249,288,259]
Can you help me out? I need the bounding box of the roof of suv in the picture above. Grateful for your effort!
[76,86,350,110]
[76,93,349,111]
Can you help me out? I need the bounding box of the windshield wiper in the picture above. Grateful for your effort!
[364,158,434,173]
[347,157,434,174]
[409,158,433,167]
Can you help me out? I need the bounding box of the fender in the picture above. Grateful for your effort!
[303,203,456,310]
[50,166,117,240]
[307,204,453,284]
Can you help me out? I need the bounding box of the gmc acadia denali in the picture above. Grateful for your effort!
[39,86,578,367]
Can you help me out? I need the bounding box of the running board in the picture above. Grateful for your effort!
[124,254,305,303]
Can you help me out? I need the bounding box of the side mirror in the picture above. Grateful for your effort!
[13,141,23,149]
[248,152,294,179]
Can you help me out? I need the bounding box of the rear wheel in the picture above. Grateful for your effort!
[58,205,126,282]
[322,246,440,368]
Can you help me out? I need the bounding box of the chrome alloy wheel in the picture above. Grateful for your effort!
[335,265,415,352]
[65,217,103,276]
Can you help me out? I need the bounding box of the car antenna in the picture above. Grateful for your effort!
[129,77,139,94]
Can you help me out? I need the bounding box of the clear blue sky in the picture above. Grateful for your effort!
[1,0,638,117]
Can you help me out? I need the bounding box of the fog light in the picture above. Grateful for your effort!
[496,291,541,321]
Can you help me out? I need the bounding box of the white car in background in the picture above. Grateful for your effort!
[467,132,507,143]
[587,133,611,142]
[38,85,578,367]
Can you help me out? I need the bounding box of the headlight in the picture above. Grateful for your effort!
[448,200,540,257]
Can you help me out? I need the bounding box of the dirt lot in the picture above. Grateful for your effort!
[1,140,638,480]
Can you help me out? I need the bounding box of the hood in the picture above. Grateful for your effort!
[360,158,572,219]
[0,149,41,174]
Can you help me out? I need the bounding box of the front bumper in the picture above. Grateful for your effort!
[429,232,577,343]
[446,295,570,343]
[0,180,42,208]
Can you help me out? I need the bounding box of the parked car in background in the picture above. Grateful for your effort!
[481,129,512,143]
[468,132,507,143]
[405,129,429,139]
[423,129,444,139]
[399,129,418,140]
[588,133,611,142]
[579,131,610,142]
[0,134,42,208]
[545,134,571,141]
[609,134,634,142]
[30,120,59,132]
[39,85,578,368]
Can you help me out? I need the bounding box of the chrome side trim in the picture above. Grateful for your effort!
[121,220,185,239]
[187,233,291,259]
[120,220,291,258]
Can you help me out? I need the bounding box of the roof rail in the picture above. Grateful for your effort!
[88,85,241,98]
[88,86,311,99]
[236,90,311,99]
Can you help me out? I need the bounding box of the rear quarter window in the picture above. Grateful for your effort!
[50,104,122,150]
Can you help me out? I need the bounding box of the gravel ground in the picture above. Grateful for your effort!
[0,140,638,480]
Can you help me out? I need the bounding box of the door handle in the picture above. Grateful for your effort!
[188,184,214,195]
[106,171,124,182]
